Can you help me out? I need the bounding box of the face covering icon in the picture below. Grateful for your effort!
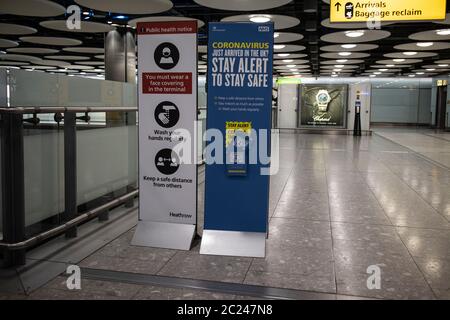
[158,105,177,125]
[160,47,174,64]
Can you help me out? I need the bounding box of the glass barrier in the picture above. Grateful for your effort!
[20,110,137,238]
[23,116,64,234]
[2,69,207,246]
[8,69,137,108]
[76,115,138,211]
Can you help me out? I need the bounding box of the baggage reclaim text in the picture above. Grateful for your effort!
[351,2,422,19]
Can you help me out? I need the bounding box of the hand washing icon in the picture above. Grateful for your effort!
[158,104,176,125]
[154,101,180,128]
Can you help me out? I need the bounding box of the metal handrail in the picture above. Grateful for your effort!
[0,106,138,114]
[0,189,138,251]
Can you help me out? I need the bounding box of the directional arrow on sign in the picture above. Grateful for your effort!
[335,2,341,11]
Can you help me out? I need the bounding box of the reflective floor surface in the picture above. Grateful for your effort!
[4,130,450,300]
[375,127,450,169]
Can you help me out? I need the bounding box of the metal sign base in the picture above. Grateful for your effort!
[200,230,266,258]
[132,221,195,251]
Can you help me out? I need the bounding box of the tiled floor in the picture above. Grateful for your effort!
[375,128,450,169]
[4,130,450,300]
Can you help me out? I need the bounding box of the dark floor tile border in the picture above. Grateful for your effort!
[373,132,450,172]
[421,132,450,144]
[81,267,372,300]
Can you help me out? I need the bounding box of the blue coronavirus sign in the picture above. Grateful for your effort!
[201,22,273,257]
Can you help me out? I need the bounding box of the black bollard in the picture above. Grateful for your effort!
[353,91,362,136]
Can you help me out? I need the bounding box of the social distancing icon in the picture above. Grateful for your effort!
[155,148,180,175]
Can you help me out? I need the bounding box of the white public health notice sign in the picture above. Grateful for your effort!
[133,21,198,250]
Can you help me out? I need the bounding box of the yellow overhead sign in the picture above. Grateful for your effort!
[330,0,447,22]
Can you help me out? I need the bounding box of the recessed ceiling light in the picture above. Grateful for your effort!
[379,69,388,71]
[386,64,395,67]
[408,74,416,77]
[370,75,376,77]
[417,42,434,47]
[334,64,344,68]
[333,68,342,72]
[332,74,338,77]
[416,72,425,75]
[283,59,294,63]
[341,44,357,49]
[426,68,436,71]
[439,64,449,67]
[289,68,299,71]
[277,53,290,57]
[393,59,405,62]
[274,32,280,38]
[249,14,271,23]
[336,59,348,63]
[274,44,286,50]
[0,66,20,69]
[374,72,381,75]
[345,30,365,38]
[403,52,417,56]
[338,52,352,56]
[436,29,450,36]
[286,64,296,68]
